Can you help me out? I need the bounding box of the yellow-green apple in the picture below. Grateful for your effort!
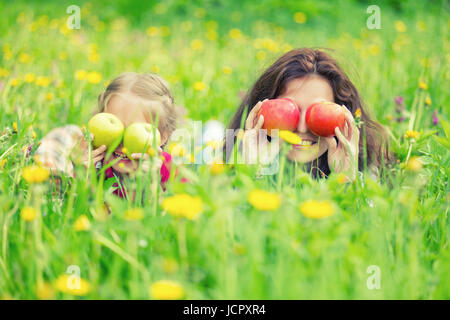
[257,98,300,136]
[123,123,161,155]
[87,113,124,148]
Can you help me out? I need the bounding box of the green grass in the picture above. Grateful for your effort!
[0,0,449,299]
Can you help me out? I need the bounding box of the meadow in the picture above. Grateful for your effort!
[0,0,449,299]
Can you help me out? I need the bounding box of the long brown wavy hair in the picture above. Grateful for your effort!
[227,48,394,178]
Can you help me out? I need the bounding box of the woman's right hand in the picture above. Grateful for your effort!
[242,99,280,164]
[80,134,107,169]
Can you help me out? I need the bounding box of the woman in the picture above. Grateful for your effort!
[228,48,394,180]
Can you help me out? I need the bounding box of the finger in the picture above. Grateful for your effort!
[92,145,107,156]
[323,136,337,154]
[254,115,264,131]
[245,101,264,130]
[344,113,354,141]
[92,154,105,164]
[131,153,150,160]
[335,127,351,153]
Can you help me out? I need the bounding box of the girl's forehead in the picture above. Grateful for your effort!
[105,93,165,127]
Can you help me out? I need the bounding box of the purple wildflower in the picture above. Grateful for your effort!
[432,110,439,126]
[395,96,404,106]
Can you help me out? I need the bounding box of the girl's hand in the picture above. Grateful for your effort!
[80,134,106,169]
[324,107,360,181]
[242,99,281,164]
[131,147,163,173]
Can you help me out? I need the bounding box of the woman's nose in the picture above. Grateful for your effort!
[296,107,309,133]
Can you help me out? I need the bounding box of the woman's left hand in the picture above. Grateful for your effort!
[324,106,360,181]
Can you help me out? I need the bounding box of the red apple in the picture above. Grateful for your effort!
[305,101,346,137]
[257,98,300,136]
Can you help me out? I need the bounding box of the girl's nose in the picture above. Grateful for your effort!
[296,107,308,133]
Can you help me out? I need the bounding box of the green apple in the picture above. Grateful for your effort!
[87,113,124,148]
[123,123,161,155]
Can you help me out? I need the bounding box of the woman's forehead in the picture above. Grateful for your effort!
[279,75,334,107]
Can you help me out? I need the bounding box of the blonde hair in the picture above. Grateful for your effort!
[97,72,177,135]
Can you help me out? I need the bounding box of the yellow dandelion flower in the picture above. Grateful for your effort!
[418,81,427,90]
[279,130,302,145]
[355,108,362,118]
[10,78,21,87]
[32,131,37,139]
[59,24,71,35]
[416,20,427,32]
[124,208,144,221]
[74,215,91,231]
[386,115,393,121]
[121,147,128,154]
[193,81,206,91]
[18,52,31,64]
[87,72,102,84]
[299,199,335,219]
[13,122,18,133]
[20,207,37,222]
[36,76,50,87]
[336,173,350,184]
[118,162,125,168]
[395,20,407,32]
[210,162,225,175]
[206,29,218,41]
[404,130,419,140]
[150,280,185,300]
[368,44,379,56]
[45,93,55,101]
[229,28,242,39]
[0,159,7,170]
[205,140,222,149]
[59,52,67,61]
[54,274,91,296]
[233,243,246,255]
[294,12,307,24]
[222,66,232,75]
[146,26,159,36]
[406,156,422,172]
[161,194,203,220]
[36,282,54,300]
[152,65,160,73]
[247,189,281,211]
[88,51,99,63]
[168,143,185,157]
[24,73,35,83]
[160,26,170,37]
[0,67,9,77]
[162,258,179,274]
[425,97,431,105]
[256,50,266,61]
[75,70,87,80]
[191,39,204,50]
[22,165,50,183]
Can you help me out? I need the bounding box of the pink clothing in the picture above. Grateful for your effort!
[104,151,173,198]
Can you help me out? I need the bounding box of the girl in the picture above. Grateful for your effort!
[35,72,178,196]
[228,48,394,180]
